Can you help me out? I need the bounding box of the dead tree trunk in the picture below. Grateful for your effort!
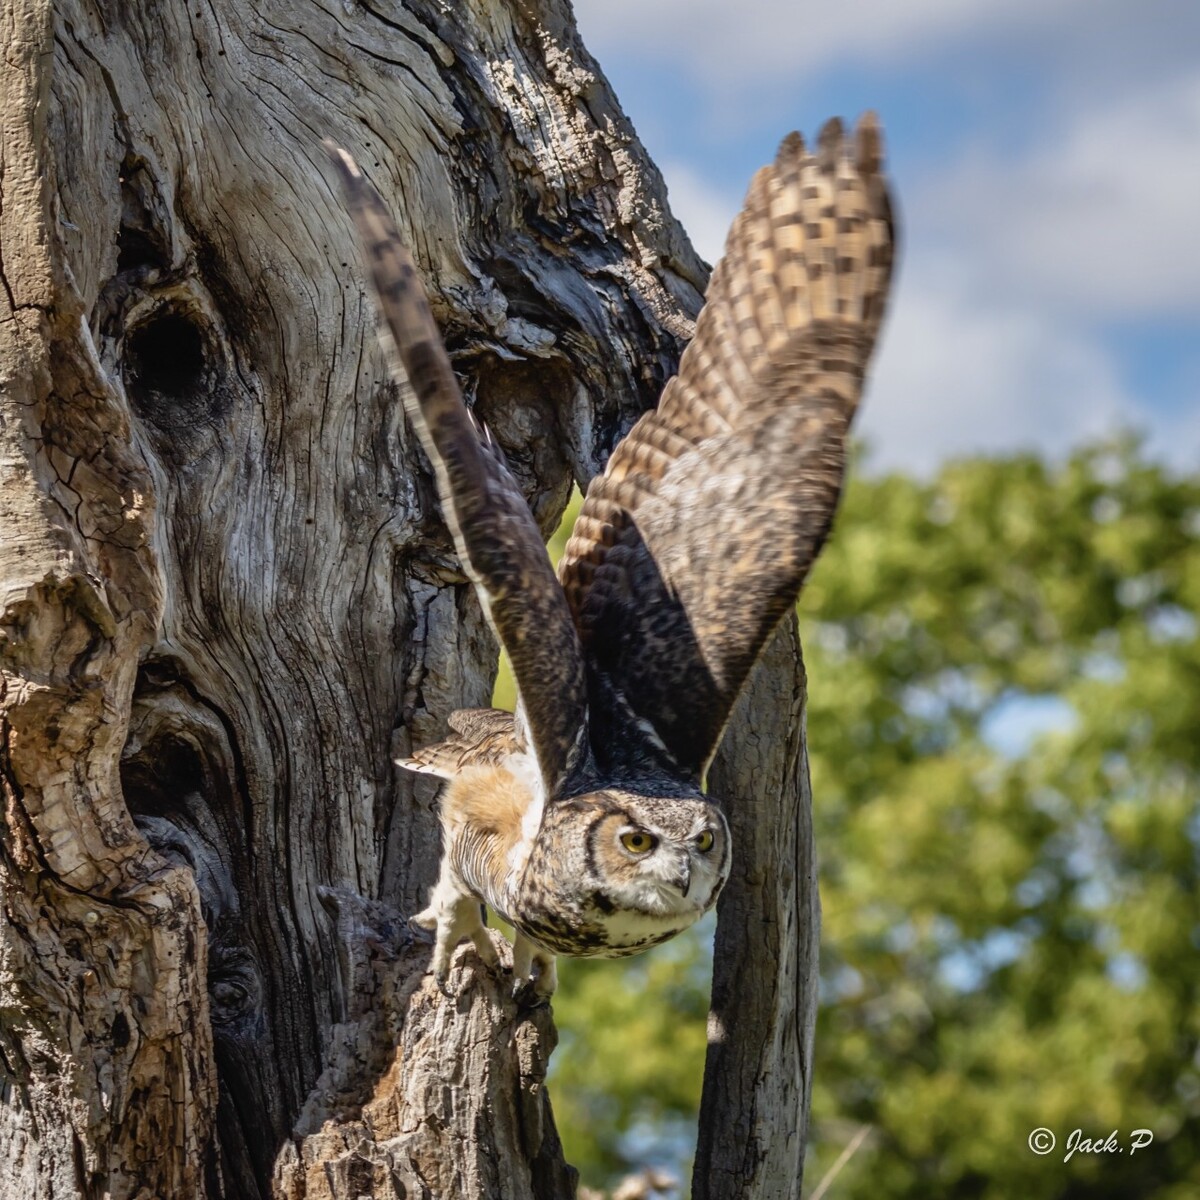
[0,1,818,1197]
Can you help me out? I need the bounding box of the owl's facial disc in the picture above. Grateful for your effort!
[616,824,685,893]
[608,810,725,904]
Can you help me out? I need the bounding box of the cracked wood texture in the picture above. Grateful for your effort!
[0,0,819,1197]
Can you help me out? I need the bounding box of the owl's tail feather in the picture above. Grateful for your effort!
[701,111,895,417]
[395,707,522,780]
[395,753,454,780]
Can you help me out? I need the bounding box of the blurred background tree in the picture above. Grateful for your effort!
[498,436,1200,1198]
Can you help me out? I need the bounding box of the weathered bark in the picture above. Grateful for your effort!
[0,0,816,1197]
[695,619,820,1200]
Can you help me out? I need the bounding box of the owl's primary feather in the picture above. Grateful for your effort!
[559,115,894,780]
[327,144,589,803]
[327,114,895,997]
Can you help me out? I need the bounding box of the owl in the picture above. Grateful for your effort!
[327,113,895,998]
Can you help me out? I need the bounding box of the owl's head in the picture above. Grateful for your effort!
[515,788,732,958]
[581,789,731,923]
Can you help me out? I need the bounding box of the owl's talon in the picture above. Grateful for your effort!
[512,978,550,1009]
[509,929,557,999]
[408,914,436,944]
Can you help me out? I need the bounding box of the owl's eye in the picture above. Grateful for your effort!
[620,830,657,854]
[695,830,715,853]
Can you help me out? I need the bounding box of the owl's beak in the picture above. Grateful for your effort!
[672,861,691,897]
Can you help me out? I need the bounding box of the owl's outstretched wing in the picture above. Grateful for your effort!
[558,115,896,782]
[327,145,588,799]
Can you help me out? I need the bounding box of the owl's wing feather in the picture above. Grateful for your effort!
[327,145,589,798]
[397,708,522,779]
[558,115,896,781]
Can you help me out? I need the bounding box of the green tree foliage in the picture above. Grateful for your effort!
[804,437,1200,1198]
[550,923,713,1186]
[498,441,1200,1196]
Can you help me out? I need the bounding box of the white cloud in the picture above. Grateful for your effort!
[915,75,1200,318]
[653,164,1149,475]
[573,0,1093,86]
[858,260,1136,474]
[851,71,1200,471]
[588,2,1200,473]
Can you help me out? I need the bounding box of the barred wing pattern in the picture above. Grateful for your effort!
[558,115,895,781]
[327,145,588,799]
[401,708,523,780]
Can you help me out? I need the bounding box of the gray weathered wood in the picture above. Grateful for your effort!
[0,0,815,1196]
[696,619,820,1200]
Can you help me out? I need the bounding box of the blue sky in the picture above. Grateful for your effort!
[572,0,1200,474]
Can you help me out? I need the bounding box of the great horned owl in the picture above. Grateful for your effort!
[327,114,895,998]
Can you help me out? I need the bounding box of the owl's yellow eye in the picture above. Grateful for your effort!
[620,831,656,854]
[695,830,715,853]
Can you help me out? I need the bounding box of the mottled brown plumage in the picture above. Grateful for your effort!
[327,115,895,997]
[402,708,524,778]
[558,115,894,779]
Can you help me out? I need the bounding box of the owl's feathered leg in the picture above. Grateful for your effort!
[411,869,499,990]
[511,929,557,1000]
[405,762,535,991]
[534,951,557,998]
